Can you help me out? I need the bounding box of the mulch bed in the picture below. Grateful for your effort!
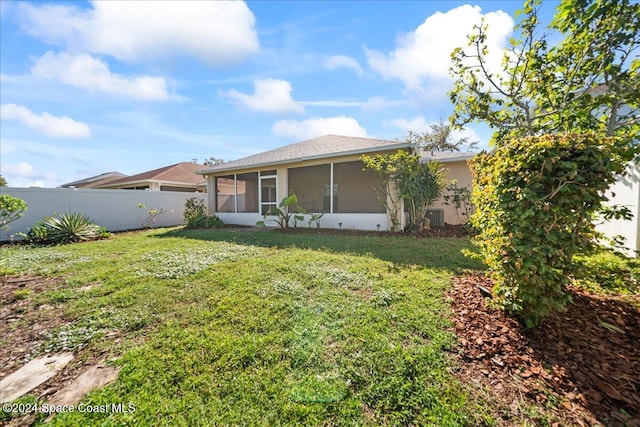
[277,224,470,238]
[449,274,640,426]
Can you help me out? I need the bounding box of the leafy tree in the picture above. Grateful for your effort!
[204,157,226,167]
[449,0,639,145]
[0,194,27,231]
[470,133,631,327]
[361,150,445,232]
[406,120,477,154]
[0,175,7,186]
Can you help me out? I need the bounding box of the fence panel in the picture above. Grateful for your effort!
[0,187,206,241]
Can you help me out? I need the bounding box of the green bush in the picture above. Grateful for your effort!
[573,250,640,294]
[469,133,631,327]
[184,197,207,223]
[0,194,27,231]
[186,213,223,229]
[26,213,108,244]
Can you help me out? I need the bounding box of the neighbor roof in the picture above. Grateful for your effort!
[197,134,413,174]
[97,162,206,188]
[60,171,128,188]
[419,151,476,164]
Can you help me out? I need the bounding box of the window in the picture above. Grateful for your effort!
[333,161,386,213]
[237,173,258,212]
[215,175,235,212]
[288,164,330,212]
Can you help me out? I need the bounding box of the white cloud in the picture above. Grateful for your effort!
[3,162,60,184]
[386,116,431,133]
[324,55,363,76]
[31,52,171,101]
[15,1,259,65]
[224,79,304,114]
[272,116,368,140]
[365,5,513,90]
[0,103,91,138]
[300,97,406,110]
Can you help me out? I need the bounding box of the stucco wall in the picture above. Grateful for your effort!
[432,159,474,225]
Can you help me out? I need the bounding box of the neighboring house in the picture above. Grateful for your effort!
[94,162,207,192]
[196,134,474,230]
[60,172,128,189]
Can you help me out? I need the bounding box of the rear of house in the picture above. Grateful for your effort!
[197,135,474,231]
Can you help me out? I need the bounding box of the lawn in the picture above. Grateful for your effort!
[1,227,488,426]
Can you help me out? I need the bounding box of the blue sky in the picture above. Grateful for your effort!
[0,0,559,187]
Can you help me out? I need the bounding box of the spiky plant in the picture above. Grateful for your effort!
[43,213,103,244]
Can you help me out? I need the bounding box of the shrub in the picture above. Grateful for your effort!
[469,133,631,327]
[256,194,304,229]
[186,213,223,229]
[26,213,107,244]
[0,194,27,231]
[184,197,207,223]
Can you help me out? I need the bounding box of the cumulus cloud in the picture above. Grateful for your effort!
[323,55,363,76]
[31,52,171,101]
[15,1,259,65]
[365,5,513,90]
[3,162,60,184]
[272,116,368,140]
[224,79,304,114]
[0,103,91,138]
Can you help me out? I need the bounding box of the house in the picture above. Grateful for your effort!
[196,135,474,230]
[93,162,207,192]
[60,171,128,188]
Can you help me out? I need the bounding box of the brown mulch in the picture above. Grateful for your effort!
[277,224,470,238]
[449,274,640,426]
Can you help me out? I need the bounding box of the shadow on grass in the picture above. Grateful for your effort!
[153,227,483,273]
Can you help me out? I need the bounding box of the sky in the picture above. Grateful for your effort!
[0,0,560,188]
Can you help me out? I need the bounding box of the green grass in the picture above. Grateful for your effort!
[2,227,488,426]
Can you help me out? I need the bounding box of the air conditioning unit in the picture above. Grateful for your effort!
[425,209,445,227]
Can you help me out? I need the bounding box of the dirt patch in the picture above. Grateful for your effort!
[0,275,69,379]
[449,274,640,426]
[277,224,470,238]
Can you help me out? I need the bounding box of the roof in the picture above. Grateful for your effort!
[61,172,127,188]
[98,162,206,188]
[197,134,413,175]
[419,151,476,163]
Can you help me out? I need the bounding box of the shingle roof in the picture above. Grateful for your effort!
[197,134,412,174]
[419,151,476,163]
[61,172,127,188]
[99,162,206,187]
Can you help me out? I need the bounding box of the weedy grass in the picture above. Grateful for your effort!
[2,227,490,426]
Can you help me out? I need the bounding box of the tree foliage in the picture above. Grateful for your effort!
[0,175,7,187]
[0,194,27,231]
[361,150,445,232]
[450,0,640,145]
[469,133,632,327]
[405,120,478,153]
[204,157,225,167]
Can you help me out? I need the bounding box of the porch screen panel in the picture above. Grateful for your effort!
[288,164,330,213]
[237,172,259,212]
[215,175,235,212]
[333,161,386,213]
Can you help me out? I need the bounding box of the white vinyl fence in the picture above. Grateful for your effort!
[0,187,206,241]
[597,163,640,257]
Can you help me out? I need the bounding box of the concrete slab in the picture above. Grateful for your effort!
[0,353,74,403]
[47,364,119,407]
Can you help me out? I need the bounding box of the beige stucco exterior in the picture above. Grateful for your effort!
[432,159,474,225]
[203,150,474,230]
